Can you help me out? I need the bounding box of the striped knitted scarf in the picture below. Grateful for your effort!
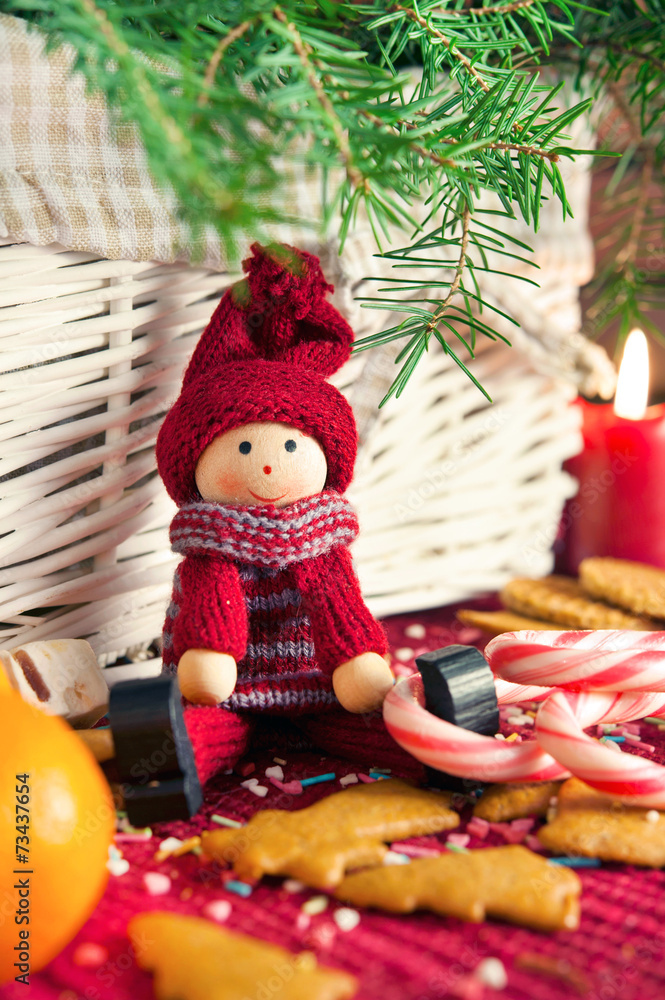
[170,491,359,569]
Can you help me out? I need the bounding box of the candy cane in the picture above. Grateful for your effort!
[383,673,569,783]
[536,690,665,808]
[384,656,665,792]
[487,630,665,692]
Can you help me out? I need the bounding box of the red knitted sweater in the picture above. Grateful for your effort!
[162,492,387,714]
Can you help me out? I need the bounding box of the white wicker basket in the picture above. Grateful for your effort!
[0,236,582,663]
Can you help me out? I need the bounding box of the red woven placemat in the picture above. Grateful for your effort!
[7,601,665,1000]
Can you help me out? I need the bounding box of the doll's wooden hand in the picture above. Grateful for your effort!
[332,652,395,714]
[177,649,238,705]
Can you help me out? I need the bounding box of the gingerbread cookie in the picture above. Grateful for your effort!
[501,575,656,630]
[473,781,563,822]
[457,609,560,636]
[580,557,665,621]
[128,912,357,1000]
[538,777,665,867]
[335,845,581,932]
[201,778,459,888]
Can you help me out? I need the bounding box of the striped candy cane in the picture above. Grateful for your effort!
[536,690,665,808]
[385,676,665,790]
[487,630,665,692]
[383,673,569,783]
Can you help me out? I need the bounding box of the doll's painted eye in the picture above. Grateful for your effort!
[285,440,297,453]
[238,441,252,455]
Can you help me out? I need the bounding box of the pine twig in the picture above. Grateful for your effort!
[358,109,560,168]
[457,0,539,15]
[272,6,364,189]
[197,21,253,108]
[488,140,559,162]
[426,202,472,334]
[393,4,491,94]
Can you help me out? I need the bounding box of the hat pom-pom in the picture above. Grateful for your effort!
[244,242,333,323]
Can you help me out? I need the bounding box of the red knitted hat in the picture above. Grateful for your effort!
[156,243,358,506]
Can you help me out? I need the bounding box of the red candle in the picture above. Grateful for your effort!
[562,330,665,572]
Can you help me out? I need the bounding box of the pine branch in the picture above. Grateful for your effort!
[392,4,492,94]
[1,0,640,400]
[425,202,472,334]
[272,6,364,189]
[462,0,539,15]
[198,21,254,108]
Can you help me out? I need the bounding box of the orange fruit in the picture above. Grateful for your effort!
[0,690,114,981]
[0,665,12,694]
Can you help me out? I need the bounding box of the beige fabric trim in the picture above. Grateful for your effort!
[0,13,328,267]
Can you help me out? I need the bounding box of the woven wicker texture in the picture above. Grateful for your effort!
[9,603,665,1000]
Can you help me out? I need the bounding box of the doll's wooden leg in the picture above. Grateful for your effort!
[298,709,425,784]
[183,705,255,785]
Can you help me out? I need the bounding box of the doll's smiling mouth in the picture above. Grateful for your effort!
[249,490,288,503]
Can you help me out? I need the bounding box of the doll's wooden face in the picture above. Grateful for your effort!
[195,421,328,507]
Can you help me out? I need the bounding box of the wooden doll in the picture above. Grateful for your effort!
[156,243,394,751]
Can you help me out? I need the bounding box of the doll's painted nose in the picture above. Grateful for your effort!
[263,466,271,475]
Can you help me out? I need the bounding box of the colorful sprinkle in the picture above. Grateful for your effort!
[302,895,328,915]
[447,833,470,849]
[265,764,284,781]
[154,836,201,862]
[390,841,441,858]
[244,782,269,797]
[339,774,358,786]
[466,817,490,840]
[394,647,415,661]
[143,872,171,896]
[106,857,130,877]
[115,831,152,843]
[72,943,109,968]
[172,836,201,857]
[300,772,336,788]
[475,957,508,991]
[548,856,601,868]
[204,899,232,922]
[239,762,256,776]
[296,912,311,931]
[270,777,303,795]
[358,773,377,783]
[226,880,253,897]
[445,842,470,854]
[602,735,626,743]
[511,817,535,832]
[383,851,411,865]
[333,907,361,932]
[273,757,287,765]
[404,623,426,640]
[628,740,655,752]
[158,837,182,853]
[283,879,306,893]
[211,814,244,829]
[646,810,660,824]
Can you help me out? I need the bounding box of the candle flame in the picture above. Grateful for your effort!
[614,328,649,420]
